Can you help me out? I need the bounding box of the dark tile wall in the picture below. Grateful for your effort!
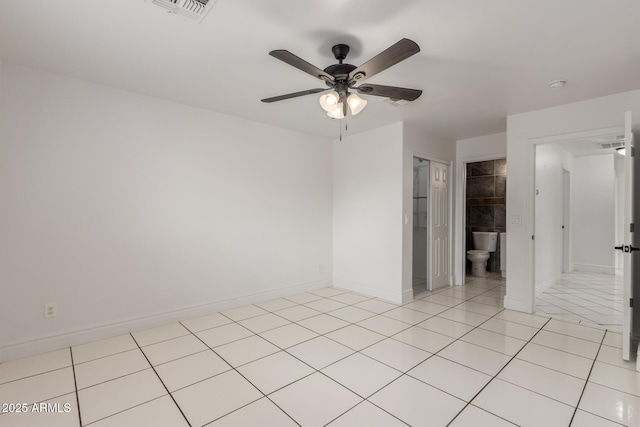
[466,159,507,272]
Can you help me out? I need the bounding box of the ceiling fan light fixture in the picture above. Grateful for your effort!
[319,91,340,112]
[347,93,367,116]
[327,104,345,119]
[617,147,626,156]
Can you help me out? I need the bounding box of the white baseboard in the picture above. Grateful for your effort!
[535,275,560,297]
[332,279,404,304]
[0,279,331,362]
[503,296,534,313]
[400,288,415,304]
[574,263,616,275]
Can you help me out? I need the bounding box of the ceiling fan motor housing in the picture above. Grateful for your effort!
[323,63,357,85]
[331,44,350,62]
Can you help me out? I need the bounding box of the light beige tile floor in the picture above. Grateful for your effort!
[536,272,623,331]
[0,273,637,426]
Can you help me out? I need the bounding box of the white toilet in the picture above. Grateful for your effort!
[467,232,498,277]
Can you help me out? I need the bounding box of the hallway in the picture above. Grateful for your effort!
[536,273,623,332]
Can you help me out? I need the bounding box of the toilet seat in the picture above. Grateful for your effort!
[467,250,490,277]
[467,250,489,257]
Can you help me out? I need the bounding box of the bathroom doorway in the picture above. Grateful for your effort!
[412,157,429,294]
[463,158,507,280]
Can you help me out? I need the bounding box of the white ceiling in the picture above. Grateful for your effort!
[1,0,639,140]
[557,134,625,157]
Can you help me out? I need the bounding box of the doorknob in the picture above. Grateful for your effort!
[615,245,624,251]
[630,246,639,252]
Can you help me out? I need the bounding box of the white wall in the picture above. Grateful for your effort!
[402,123,455,299]
[332,122,455,303]
[0,63,333,360]
[457,132,507,159]
[572,154,615,273]
[454,132,507,284]
[534,144,573,293]
[332,123,404,302]
[506,90,640,312]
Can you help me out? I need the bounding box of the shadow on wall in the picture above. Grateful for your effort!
[466,159,506,272]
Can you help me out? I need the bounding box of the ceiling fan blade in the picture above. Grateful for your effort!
[357,84,422,101]
[269,50,335,82]
[261,88,326,103]
[348,38,420,83]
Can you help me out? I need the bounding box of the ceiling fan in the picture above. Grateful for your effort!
[261,38,423,119]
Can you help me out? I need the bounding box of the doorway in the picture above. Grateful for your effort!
[412,157,429,294]
[412,157,450,294]
[462,158,507,282]
[533,130,625,330]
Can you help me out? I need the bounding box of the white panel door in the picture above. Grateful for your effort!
[430,162,449,290]
[621,111,637,365]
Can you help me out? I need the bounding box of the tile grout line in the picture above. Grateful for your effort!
[194,282,501,361]
[73,367,153,393]
[81,396,167,426]
[76,285,519,414]
[129,333,193,427]
[0,365,71,387]
[185,324,303,427]
[326,304,513,424]
[407,326,598,385]
[444,316,553,426]
[134,285,490,402]
[183,293,443,425]
[567,331,607,426]
[7,279,625,426]
[232,281,500,422]
[68,347,83,427]
[321,394,410,427]
[317,282,511,425]
[376,309,508,397]
[71,347,141,367]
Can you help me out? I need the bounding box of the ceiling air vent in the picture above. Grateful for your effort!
[148,0,218,22]
[599,141,625,150]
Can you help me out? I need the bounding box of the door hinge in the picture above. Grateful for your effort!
[631,223,635,233]
[631,298,634,308]
[532,235,535,241]
[631,146,635,157]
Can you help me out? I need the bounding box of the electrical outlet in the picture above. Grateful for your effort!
[44,303,58,319]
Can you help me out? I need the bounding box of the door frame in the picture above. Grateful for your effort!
[561,168,572,273]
